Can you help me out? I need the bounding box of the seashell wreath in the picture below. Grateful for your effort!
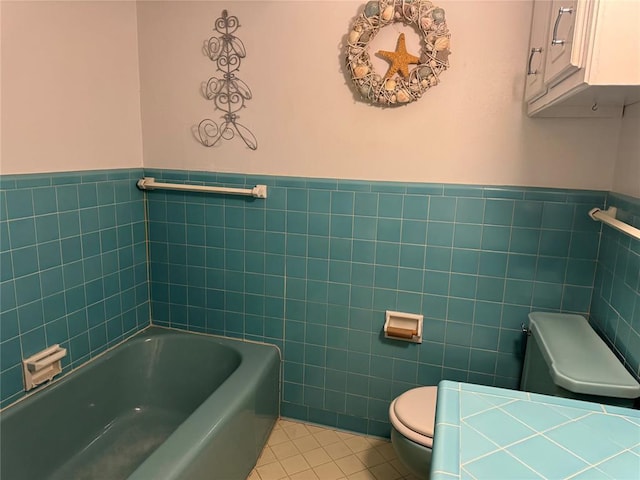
[346,0,451,106]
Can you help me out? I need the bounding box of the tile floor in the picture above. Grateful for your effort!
[248,418,421,480]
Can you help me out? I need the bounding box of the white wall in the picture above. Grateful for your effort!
[0,1,143,174]
[136,0,622,190]
[612,101,640,198]
[1,1,631,190]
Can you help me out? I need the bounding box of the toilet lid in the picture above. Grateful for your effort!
[392,386,437,440]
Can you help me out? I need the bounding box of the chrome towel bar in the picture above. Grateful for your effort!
[137,177,267,199]
[589,206,640,240]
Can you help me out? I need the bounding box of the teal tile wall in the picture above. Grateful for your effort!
[590,192,640,380]
[0,169,149,407]
[144,169,606,436]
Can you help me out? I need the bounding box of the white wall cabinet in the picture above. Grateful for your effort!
[524,0,553,102]
[524,0,640,117]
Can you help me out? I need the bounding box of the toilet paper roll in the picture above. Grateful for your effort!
[386,326,417,339]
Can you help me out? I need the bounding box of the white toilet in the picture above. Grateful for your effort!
[388,386,437,480]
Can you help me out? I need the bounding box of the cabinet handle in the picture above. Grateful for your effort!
[551,6,573,46]
[527,48,543,75]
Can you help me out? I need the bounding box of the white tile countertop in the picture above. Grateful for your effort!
[431,381,640,479]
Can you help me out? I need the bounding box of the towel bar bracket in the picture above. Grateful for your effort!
[589,206,640,241]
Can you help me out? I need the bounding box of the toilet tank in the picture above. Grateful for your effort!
[520,312,640,407]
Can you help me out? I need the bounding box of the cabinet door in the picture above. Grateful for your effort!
[544,0,580,86]
[524,0,553,102]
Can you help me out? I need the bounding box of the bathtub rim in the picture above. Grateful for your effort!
[1,325,282,479]
[0,325,282,414]
[128,326,282,479]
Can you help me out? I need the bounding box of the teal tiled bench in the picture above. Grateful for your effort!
[432,381,640,479]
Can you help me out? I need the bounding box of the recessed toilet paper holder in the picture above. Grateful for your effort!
[384,310,423,343]
[22,344,67,391]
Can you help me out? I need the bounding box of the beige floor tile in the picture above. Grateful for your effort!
[280,453,311,476]
[270,440,300,460]
[302,447,333,468]
[313,429,342,446]
[288,468,320,480]
[345,435,373,453]
[266,428,290,446]
[256,461,288,480]
[336,430,359,441]
[305,424,327,434]
[312,461,345,480]
[324,440,353,460]
[356,447,388,468]
[278,419,299,429]
[283,422,311,440]
[257,446,276,466]
[375,442,398,461]
[335,454,367,476]
[255,419,410,480]
[270,423,283,435]
[271,422,284,431]
[292,434,321,453]
[349,469,379,480]
[246,469,261,480]
[369,461,403,480]
[366,437,390,448]
[389,457,411,476]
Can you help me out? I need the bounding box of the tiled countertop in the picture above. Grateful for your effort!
[431,381,640,479]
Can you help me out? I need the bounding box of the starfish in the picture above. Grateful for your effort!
[377,33,420,80]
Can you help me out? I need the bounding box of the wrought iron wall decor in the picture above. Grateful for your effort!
[198,10,257,150]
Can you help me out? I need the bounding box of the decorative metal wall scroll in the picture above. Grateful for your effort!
[345,0,451,106]
[198,10,257,150]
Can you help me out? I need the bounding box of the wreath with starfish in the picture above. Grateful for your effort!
[346,0,451,106]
